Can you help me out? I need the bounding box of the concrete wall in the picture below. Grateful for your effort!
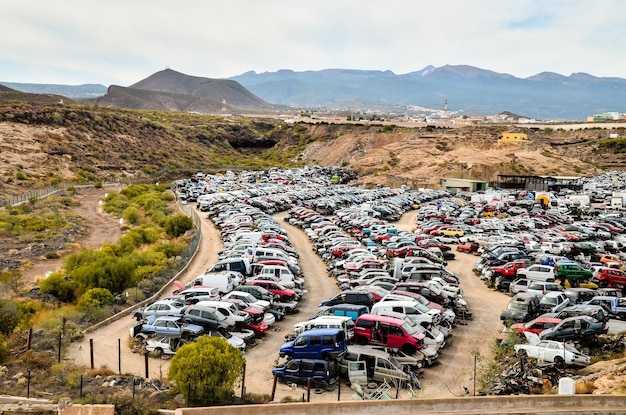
[63,405,115,415]
[175,395,626,415]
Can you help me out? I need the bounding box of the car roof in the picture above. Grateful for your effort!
[298,327,344,335]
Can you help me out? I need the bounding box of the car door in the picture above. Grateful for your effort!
[283,359,302,384]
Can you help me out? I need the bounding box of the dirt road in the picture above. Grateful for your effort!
[65,201,510,401]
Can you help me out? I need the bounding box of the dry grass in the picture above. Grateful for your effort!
[576,381,597,394]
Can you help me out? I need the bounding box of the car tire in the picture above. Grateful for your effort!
[355,336,368,345]
[402,344,416,355]
[153,347,164,357]
[554,356,564,367]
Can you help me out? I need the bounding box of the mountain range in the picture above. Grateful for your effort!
[3,65,626,120]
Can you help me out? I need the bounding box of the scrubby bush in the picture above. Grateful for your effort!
[169,336,245,405]
[164,215,193,237]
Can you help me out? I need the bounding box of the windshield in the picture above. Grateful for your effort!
[402,321,419,336]
[507,302,527,311]
[413,302,431,313]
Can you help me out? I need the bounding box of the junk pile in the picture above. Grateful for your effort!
[484,357,577,395]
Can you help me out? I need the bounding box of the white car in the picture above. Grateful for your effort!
[539,291,570,313]
[516,264,556,282]
[145,337,182,357]
[514,333,590,366]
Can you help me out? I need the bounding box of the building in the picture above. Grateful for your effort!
[440,178,488,194]
[495,175,584,192]
[498,132,529,142]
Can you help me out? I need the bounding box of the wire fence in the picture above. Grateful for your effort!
[0,184,67,207]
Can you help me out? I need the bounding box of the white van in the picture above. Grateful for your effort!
[190,271,235,295]
[371,300,439,327]
[339,345,418,386]
[254,264,304,288]
[292,316,354,340]
[251,247,298,266]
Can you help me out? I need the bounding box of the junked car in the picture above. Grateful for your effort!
[515,332,590,366]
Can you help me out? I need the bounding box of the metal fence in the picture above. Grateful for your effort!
[0,184,66,207]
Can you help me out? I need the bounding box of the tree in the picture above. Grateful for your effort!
[168,336,245,405]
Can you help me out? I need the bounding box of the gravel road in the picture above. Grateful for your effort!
[66,204,510,401]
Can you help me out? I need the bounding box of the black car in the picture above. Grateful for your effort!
[319,290,375,310]
[500,293,541,324]
[272,358,339,387]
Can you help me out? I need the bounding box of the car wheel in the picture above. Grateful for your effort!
[153,347,164,357]
[401,344,416,355]
[554,356,564,367]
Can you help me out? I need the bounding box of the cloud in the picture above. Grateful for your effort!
[1,0,624,85]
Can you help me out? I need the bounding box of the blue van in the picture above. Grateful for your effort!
[316,304,369,321]
[272,358,339,387]
[279,328,347,360]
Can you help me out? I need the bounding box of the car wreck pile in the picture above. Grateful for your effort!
[128,167,626,396]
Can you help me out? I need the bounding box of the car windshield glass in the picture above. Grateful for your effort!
[402,321,419,336]
[507,303,526,311]
[564,343,578,353]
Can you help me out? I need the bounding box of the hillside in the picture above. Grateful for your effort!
[0,99,625,200]
[230,66,626,120]
[87,69,285,114]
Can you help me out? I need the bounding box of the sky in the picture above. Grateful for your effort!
[2,0,625,86]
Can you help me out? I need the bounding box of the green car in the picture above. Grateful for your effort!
[554,260,592,283]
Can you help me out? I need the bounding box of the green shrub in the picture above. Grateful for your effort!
[169,336,245,406]
[122,206,140,225]
[76,288,115,311]
[164,215,193,237]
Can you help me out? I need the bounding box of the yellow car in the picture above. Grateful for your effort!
[437,228,465,237]
[560,279,599,289]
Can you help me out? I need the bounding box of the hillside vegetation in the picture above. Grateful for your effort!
[0,99,626,199]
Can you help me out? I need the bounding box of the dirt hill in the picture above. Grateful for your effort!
[0,100,625,199]
[298,122,626,189]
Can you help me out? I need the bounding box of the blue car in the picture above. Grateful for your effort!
[140,315,204,338]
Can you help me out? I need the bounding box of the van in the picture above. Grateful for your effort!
[338,345,417,386]
[206,257,252,278]
[371,300,437,327]
[190,271,235,295]
[316,304,369,321]
[272,358,339,387]
[177,286,220,304]
[279,328,347,360]
[292,316,354,340]
[353,314,425,355]
[252,247,297,264]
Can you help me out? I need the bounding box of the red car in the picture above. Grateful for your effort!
[250,279,297,302]
[510,317,562,335]
[222,298,269,335]
[385,244,421,258]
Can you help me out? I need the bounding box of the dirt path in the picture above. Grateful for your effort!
[63,200,510,401]
[393,211,510,398]
[23,185,124,285]
[66,203,224,378]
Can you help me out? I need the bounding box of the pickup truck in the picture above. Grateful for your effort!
[488,260,528,291]
[586,296,626,320]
